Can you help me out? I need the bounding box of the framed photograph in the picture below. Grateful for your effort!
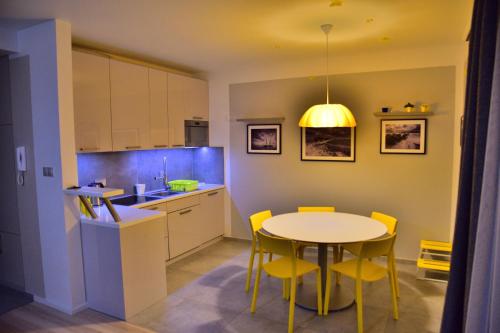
[380,119,427,154]
[247,124,281,154]
[301,127,355,162]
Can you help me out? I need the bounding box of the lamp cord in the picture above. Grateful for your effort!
[326,29,330,104]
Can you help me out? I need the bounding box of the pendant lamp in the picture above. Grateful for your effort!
[299,24,356,128]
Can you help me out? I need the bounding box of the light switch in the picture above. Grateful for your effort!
[42,167,54,177]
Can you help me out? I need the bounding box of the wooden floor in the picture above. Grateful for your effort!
[0,302,152,333]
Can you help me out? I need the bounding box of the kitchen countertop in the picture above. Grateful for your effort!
[129,183,225,208]
[79,184,224,229]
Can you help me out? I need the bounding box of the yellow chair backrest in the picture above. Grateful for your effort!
[256,230,295,258]
[371,211,398,234]
[359,234,396,259]
[298,206,336,213]
[249,210,272,235]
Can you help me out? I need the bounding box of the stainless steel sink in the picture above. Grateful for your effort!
[149,190,182,197]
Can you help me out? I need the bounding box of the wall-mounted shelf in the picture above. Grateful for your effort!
[235,117,285,124]
[373,111,434,117]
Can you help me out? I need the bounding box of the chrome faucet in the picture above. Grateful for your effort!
[154,156,170,190]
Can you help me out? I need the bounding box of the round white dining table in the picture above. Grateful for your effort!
[262,212,387,312]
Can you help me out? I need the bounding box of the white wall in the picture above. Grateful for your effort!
[17,19,85,314]
[209,42,468,254]
[0,27,18,53]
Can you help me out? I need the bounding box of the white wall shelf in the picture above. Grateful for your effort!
[235,117,285,123]
[373,111,434,117]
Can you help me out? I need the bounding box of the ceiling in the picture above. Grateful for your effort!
[0,0,472,75]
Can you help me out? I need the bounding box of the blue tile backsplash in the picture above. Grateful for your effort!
[77,147,224,194]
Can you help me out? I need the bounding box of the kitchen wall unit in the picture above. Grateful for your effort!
[72,50,112,152]
[72,49,209,152]
[168,73,209,147]
[110,59,151,151]
[148,68,169,148]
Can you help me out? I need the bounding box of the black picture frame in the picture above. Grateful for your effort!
[380,119,427,154]
[247,124,282,154]
[300,127,356,162]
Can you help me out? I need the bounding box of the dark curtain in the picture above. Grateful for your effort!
[441,0,499,332]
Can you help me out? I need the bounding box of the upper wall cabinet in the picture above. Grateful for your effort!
[73,51,113,152]
[149,68,169,148]
[110,59,151,151]
[167,73,209,147]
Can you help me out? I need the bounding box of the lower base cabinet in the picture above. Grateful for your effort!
[141,188,225,261]
[199,190,224,243]
[168,204,202,258]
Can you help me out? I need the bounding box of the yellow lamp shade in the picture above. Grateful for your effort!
[299,103,356,127]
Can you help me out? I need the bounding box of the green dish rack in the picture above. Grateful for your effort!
[168,180,199,192]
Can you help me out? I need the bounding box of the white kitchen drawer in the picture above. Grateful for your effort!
[166,195,200,213]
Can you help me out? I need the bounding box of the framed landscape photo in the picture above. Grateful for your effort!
[301,127,355,162]
[380,119,427,154]
[247,124,281,154]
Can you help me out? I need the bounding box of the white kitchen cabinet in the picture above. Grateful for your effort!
[199,190,224,243]
[148,68,169,149]
[143,202,169,260]
[167,203,202,258]
[72,51,112,152]
[167,73,209,147]
[110,59,150,151]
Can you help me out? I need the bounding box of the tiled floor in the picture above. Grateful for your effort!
[130,238,447,333]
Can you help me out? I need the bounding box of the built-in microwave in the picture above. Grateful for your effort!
[185,120,209,147]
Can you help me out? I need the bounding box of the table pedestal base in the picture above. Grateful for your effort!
[295,281,354,312]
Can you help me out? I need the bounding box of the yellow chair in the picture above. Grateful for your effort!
[251,231,322,333]
[298,206,336,213]
[296,206,336,256]
[325,234,398,333]
[296,206,338,282]
[245,210,274,293]
[342,211,400,297]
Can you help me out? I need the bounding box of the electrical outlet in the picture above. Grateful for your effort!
[42,167,54,177]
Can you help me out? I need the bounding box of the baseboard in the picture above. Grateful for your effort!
[34,295,87,315]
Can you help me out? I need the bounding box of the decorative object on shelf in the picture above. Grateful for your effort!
[247,124,281,154]
[301,127,355,161]
[380,119,427,154]
[381,106,391,113]
[404,102,415,113]
[420,104,430,113]
[299,24,356,128]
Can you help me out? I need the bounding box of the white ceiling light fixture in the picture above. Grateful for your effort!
[299,24,356,128]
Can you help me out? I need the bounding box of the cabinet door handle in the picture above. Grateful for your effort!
[149,207,159,210]
[154,144,168,148]
[172,144,184,147]
[179,209,192,215]
[208,192,218,196]
[79,147,99,151]
[193,116,203,120]
[125,145,142,150]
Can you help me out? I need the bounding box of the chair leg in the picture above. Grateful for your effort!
[288,276,297,333]
[324,269,332,315]
[245,245,256,293]
[316,269,323,316]
[298,247,305,285]
[268,253,273,262]
[388,270,399,320]
[391,255,400,298]
[250,254,263,313]
[355,278,364,333]
[283,279,290,300]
